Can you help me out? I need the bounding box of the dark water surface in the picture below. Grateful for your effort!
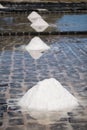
[0,13,87,32]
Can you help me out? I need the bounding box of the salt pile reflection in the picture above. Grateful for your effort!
[24,110,68,124]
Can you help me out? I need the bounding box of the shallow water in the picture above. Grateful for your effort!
[0,13,87,32]
[0,10,87,129]
[0,35,87,129]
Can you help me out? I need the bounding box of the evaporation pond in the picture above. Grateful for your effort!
[0,13,87,32]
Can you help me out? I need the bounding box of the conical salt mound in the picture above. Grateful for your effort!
[31,18,49,32]
[25,36,50,51]
[0,4,6,8]
[18,78,79,111]
[27,11,41,23]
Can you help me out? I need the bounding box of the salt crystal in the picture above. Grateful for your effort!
[31,18,49,32]
[27,11,41,23]
[18,78,79,111]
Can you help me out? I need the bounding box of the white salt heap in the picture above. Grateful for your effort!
[0,4,6,8]
[25,36,50,51]
[18,78,79,111]
[27,11,42,23]
[31,18,49,32]
[25,36,50,59]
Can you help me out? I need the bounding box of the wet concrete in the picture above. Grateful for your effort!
[0,35,87,130]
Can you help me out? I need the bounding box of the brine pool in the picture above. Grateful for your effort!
[0,35,87,130]
[0,13,87,32]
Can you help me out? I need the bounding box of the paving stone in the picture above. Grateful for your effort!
[0,112,3,119]
[71,123,87,130]
[11,79,24,83]
[69,117,87,123]
[9,118,24,125]
[6,127,24,130]
[0,105,7,112]
[11,76,24,80]
[78,87,87,97]
[0,99,6,105]
[7,99,19,106]
[59,118,68,122]
[0,121,3,126]
[9,83,22,89]
[9,89,23,95]
[0,87,7,92]
[10,95,23,98]
[12,69,23,73]
[67,112,76,117]
[50,123,69,130]
[0,94,5,98]
[0,84,8,87]
[8,106,21,111]
[8,111,23,118]
[27,122,46,130]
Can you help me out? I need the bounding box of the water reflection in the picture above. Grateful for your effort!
[0,13,87,32]
[16,44,49,60]
[56,14,87,31]
[27,50,44,60]
[21,109,69,124]
[0,17,13,25]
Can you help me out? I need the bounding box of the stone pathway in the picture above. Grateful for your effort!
[0,35,87,130]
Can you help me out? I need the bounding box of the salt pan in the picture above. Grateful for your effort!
[31,18,49,32]
[18,78,79,111]
[27,11,41,23]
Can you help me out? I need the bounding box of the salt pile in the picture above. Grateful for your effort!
[31,18,49,32]
[18,78,79,111]
[0,4,6,8]
[25,36,50,51]
[27,11,41,23]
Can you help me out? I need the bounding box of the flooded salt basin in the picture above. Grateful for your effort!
[0,13,87,32]
[0,35,87,130]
